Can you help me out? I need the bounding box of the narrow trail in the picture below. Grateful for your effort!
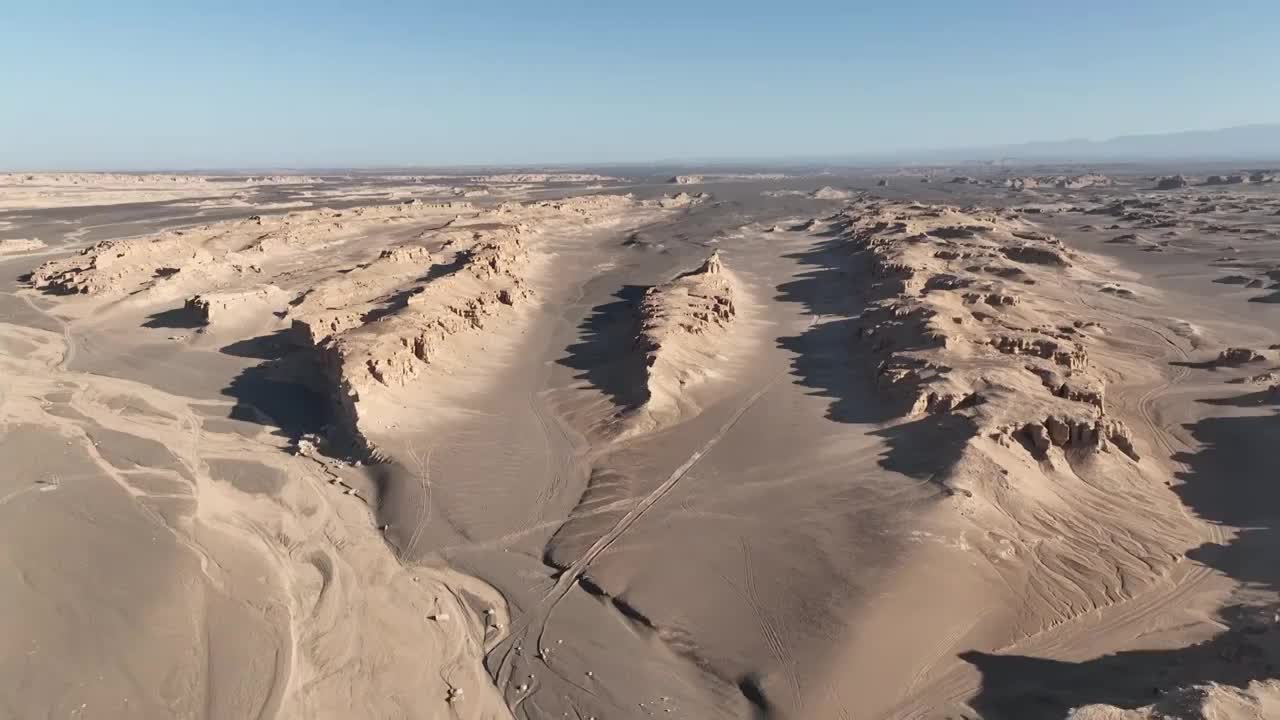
[493,374,784,691]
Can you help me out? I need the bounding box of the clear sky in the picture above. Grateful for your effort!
[3,0,1278,169]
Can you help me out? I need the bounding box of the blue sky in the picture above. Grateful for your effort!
[2,0,1277,169]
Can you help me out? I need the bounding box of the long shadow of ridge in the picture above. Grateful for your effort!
[961,388,1280,718]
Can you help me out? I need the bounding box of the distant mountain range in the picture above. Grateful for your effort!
[897,124,1280,164]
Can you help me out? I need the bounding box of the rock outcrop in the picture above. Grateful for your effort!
[812,186,855,200]
[795,198,1198,632]
[0,238,45,255]
[829,200,1131,460]
[185,286,291,326]
[1156,175,1190,190]
[624,251,740,432]
[1217,347,1266,365]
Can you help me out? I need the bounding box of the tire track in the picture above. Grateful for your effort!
[495,374,782,690]
[890,270,1229,718]
[740,537,802,711]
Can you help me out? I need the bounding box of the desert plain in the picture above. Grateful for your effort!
[1,166,1278,719]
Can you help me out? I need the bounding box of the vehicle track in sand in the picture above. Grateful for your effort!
[1071,286,1223,543]
[739,537,803,712]
[492,375,784,695]
[886,248,1232,719]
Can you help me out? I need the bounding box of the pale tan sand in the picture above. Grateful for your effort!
[3,175,707,718]
[0,173,332,210]
[4,170,1280,720]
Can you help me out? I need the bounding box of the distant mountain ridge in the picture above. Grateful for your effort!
[904,124,1280,163]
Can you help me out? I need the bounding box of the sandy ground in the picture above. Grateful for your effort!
[1,167,1278,719]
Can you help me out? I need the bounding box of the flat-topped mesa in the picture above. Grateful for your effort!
[184,286,291,327]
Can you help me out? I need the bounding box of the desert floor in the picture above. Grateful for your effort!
[1,168,1278,719]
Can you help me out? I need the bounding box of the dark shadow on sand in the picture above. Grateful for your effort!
[961,387,1280,718]
[871,414,977,480]
[142,306,204,329]
[773,229,940,429]
[554,284,651,411]
[219,331,327,438]
[220,329,293,360]
[773,233,893,424]
[960,614,1280,720]
[1249,287,1280,304]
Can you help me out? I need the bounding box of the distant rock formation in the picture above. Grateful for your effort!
[812,186,855,200]
[0,237,45,255]
[1000,174,1111,191]
[1206,174,1249,185]
[1156,175,1190,190]
[477,173,617,183]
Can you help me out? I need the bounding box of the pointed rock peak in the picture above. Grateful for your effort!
[697,250,723,275]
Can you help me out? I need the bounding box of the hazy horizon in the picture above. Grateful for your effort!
[5,1,1280,169]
